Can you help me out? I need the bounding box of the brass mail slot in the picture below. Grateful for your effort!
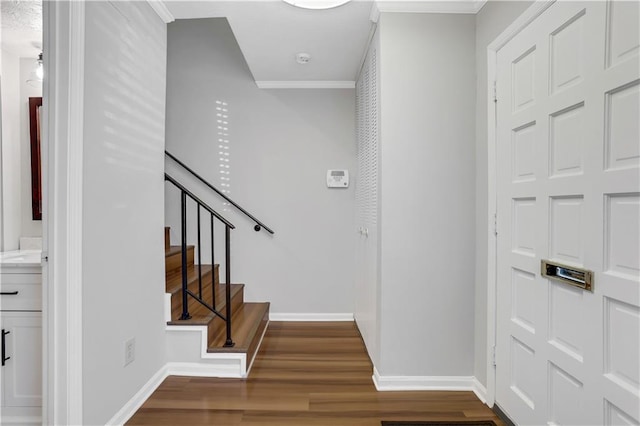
[541,260,593,292]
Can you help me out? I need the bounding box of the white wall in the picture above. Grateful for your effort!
[377,12,476,376]
[473,0,534,387]
[1,49,20,251]
[165,18,356,315]
[20,57,42,240]
[81,2,167,424]
[0,13,2,250]
[0,54,43,251]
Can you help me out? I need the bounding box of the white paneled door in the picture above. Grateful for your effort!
[355,33,379,358]
[496,1,639,425]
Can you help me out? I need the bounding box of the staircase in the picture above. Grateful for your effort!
[164,226,270,377]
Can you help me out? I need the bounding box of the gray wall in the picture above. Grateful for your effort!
[0,49,20,251]
[81,2,167,424]
[0,54,43,252]
[377,12,476,376]
[165,18,356,315]
[19,57,42,240]
[473,0,534,387]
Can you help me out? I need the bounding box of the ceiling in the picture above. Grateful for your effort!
[0,0,42,58]
[0,0,485,85]
[163,0,375,86]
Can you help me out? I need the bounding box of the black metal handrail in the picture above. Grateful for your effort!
[166,173,235,348]
[165,150,274,234]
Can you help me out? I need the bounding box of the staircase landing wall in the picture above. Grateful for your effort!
[81,2,168,424]
[165,18,357,316]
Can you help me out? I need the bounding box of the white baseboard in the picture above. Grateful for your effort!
[269,313,354,321]
[0,416,42,425]
[166,361,245,378]
[104,357,250,426]
[105,365,169,426]
[105,359,491,425]
[246,320,270,375]
[372,367,477,392]
[472,377,488,403]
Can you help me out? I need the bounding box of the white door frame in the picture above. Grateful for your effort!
[42,1,85,424]
[485,0,556,409]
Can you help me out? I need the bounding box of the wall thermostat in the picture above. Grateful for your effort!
[326,170,349,188]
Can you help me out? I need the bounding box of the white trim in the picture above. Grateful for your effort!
[246,320,269,375]
[372,368,477,391]
[166,361,244,378]
[165,324,248,375]
[369,1,380,23]
[0,416,41,425]
[41,4,52,423]
[473,0,488,14]
[374,0,487,15]
[485,0,556,409]
[67,2,85,423]
[105,365,169,426]
[43,1,86,424]
[104,355,255,426]
[472,378,488,404]
[145,0,175,23]
[255,81,355,89]
[357,22,378,81]
[487,0,556,52]
[164,292,172,322]
[269,313,354,321]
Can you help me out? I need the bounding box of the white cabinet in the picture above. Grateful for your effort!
[1,313,42,407]
[0,262,42,425]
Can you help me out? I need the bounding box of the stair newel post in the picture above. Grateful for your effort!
[211,214,216,308]
[197,205,202,299]
[180,191,191,320]
[224,225,235,347]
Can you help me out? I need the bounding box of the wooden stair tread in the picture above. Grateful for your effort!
[207,302,270,353]
[163,227,270,364]
[167,314,212,326]
[185,283,244,319]
[165,245,194,257]
[165,264,215,294]
[167,283,245,324]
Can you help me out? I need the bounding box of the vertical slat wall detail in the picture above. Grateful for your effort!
[354,39,380,360]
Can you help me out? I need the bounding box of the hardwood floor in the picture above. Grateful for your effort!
[127,322,503,426]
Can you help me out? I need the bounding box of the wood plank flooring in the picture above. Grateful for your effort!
[127,322,502,426]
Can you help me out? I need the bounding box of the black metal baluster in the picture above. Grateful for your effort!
[224,225,234,347]
[211,214,216,309]
[180,191,191,320]
[165,151,274,234]
[197,205,202,299]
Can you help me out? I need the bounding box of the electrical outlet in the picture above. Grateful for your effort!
[124,338,135,366]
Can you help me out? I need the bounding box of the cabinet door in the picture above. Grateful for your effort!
[1,312,42,407]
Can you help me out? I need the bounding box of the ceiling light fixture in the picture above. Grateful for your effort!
[283,0,352,10]
[296,53,312,64]
[26,52,43,88]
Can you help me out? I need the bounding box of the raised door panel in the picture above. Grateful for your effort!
[1,312,42,408]
[496,2,640,425]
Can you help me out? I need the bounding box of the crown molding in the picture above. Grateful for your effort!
[474,0,488,13]
[373,0,487,15]
[146,0,175,23]
[370,1,381,22]
[255,80,355,89]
